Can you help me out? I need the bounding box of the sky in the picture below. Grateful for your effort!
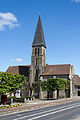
[0,0,80,75]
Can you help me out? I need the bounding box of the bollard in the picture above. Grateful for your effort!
[11,98,13,103]
[31,98,32,101]
[24,98,26,103]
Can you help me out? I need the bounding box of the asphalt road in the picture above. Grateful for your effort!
[0,100,80,120]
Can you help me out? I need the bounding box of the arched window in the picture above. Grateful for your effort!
[36,58,38,66]
[35,48,37,55]
[36,69,38,81]
[43,49,45,57]
[38,48,39,55]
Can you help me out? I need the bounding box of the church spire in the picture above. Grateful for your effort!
[32,15,46,48]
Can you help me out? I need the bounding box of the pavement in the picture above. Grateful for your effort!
[75,118,80,120]
[0,98,80,120]
[0,97,80,116]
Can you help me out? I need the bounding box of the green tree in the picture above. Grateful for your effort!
[0,72,26,95]
[40,78,68,99]
[65,80,70,98]
[11,74,26,95]
[40,78,56,99]
[55,78,67,99]
[0,72,9,95]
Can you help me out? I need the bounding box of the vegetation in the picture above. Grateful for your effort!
[0,103,22,109]
[0,72,26,95]
[40,78,69,99]
[24,82,39,97]
[7,96,33,103]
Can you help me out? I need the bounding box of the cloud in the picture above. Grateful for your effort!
[10,58,23,62]
[72,0,80,2]
[0,12,19,30]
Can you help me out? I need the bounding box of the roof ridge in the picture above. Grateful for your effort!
[46,64,71,66]
[9,65,31,67]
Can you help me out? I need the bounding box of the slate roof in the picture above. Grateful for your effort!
[42,64,72,75]
[73,75,80,85]
[32,15,46,48]
[6,65,31,77]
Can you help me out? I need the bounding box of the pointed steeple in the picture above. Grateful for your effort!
[32,15,46,48]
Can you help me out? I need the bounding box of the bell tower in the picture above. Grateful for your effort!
[31,15,46,82]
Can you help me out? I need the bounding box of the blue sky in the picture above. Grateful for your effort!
[0,0,80,75]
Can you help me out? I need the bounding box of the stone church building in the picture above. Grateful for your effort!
[6,16,80,99]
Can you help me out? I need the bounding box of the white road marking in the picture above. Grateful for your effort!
[17,114,22,116]
[13,103,80,120]
[28,104,80,120]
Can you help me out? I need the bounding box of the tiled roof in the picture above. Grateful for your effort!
[6,65,31,76]
[6,66,19,74]
[73,75,80,85]
[32,15,46,48]
[6,64,72,76]
[42,64,71,75]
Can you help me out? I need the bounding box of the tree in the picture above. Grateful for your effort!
[24,82,39,98]
[40,78,68,99]
[40,78,56,99]
[0,72,9,95]
[0,72,26,95]
[65,80,70,98]
[55,78,67,99]
[10,74,26,95]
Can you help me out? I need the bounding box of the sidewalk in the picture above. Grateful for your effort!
[0,97,80,116]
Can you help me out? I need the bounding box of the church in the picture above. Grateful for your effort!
[6,15,80,99]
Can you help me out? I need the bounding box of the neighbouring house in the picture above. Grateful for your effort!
[73,75,80,96]
[6,15,80,99]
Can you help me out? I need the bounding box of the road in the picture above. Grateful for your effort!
[0,100,80,120]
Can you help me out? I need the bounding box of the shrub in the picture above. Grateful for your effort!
[7,96,33,103]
